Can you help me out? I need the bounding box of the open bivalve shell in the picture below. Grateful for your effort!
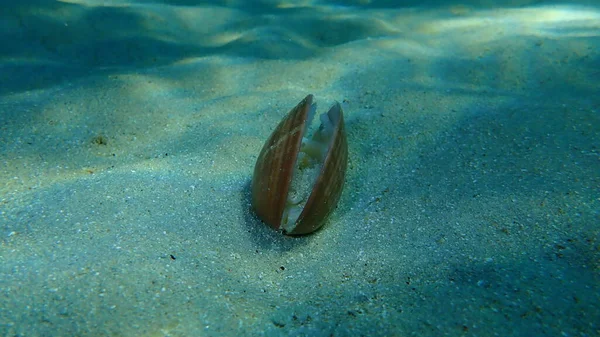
[251,94,348,235]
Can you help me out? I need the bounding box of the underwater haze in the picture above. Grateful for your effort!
[1,0,599,336]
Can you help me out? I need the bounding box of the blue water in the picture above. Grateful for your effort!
[1,1,599,336]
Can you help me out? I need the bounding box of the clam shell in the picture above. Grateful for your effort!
[251,94,348,235]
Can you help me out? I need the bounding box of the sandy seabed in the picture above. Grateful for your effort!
[1,0,599,336]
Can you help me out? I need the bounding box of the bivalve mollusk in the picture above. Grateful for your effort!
[251,94,348,235]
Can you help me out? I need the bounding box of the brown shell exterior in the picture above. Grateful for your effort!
[251,94,348,236]
[251,94,313,230]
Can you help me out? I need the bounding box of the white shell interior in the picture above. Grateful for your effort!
[281,103,336,233]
